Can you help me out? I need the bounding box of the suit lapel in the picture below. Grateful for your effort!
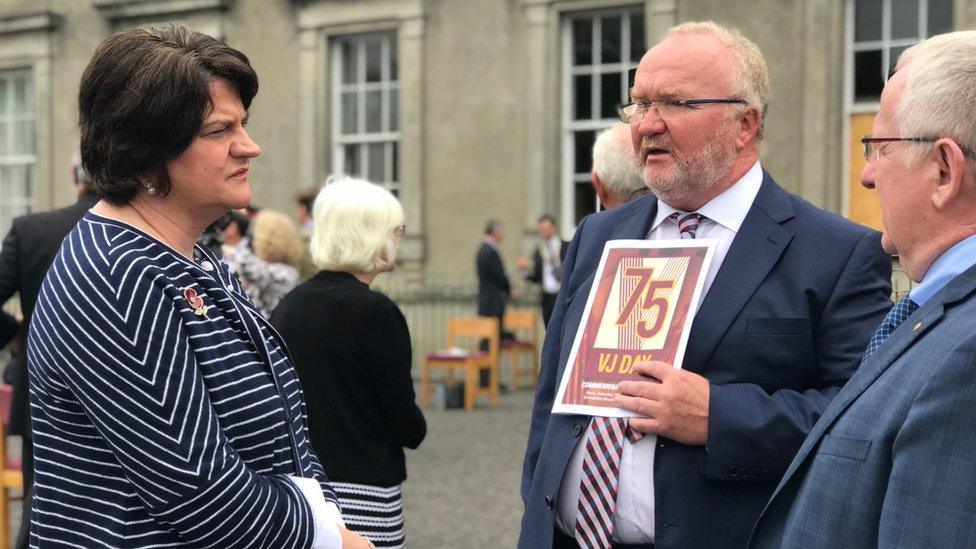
[682,174,796,372]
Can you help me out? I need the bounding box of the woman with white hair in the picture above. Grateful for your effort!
[270,177,426,549]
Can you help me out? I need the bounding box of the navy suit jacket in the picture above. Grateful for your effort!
[519,172,893,549]
[750,262,976,548]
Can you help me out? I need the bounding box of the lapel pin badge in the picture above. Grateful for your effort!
[183,287,210,319]
[913,321,922,331]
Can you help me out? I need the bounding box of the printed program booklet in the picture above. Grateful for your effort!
[552,239,716,417]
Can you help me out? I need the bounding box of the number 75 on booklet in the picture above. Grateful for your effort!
[552,239,716,417]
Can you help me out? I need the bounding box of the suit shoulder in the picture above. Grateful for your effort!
[787,193,879,242]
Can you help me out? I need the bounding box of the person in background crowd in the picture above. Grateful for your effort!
[476,219,512,347]
[0,152,97,549]
[216,208,250,255]
[751,30,976,549]
[271,176,426,548]
[296,187,317,237]
[224,209,303,317]
[295,187,320,281]
[591,123,652,209]
[520,21,892,549]
[518,215,568,327]
[27,24,371,548]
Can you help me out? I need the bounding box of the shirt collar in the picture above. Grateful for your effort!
[908,232,976,305]
[651,161,764,232]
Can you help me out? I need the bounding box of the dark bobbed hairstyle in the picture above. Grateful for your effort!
[79,24,258,205]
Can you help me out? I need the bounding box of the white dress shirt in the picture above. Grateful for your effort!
[555,161,764,542]
[542,236,563,294]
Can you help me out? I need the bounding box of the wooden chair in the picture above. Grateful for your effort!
[0,383,23,549]
[421,317,500,411]
[502,308,540,389]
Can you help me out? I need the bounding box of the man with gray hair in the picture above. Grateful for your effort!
[520,21,892,549]
[591,123,650,209]
[751,30,976,549]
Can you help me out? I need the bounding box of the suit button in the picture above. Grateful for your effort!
[572,422,583,437]
[545,496,554,509]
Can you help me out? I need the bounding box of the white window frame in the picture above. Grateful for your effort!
[0,69,35,235]
[331,32,401,193]
[560,5,643,230]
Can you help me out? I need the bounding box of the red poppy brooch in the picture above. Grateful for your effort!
[183,287,210,319]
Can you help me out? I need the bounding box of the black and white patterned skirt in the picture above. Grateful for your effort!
[333,481,405,548]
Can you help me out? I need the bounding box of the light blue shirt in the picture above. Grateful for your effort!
[909,232,976,305]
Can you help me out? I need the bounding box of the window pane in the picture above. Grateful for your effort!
[343,144,360,176]
[392,141,399,183]
[889,45,909,73]
[928,0,953,35]
[367,142,385,182]
[575,181,597,224]
[342,41,358,84]
[600,72,622,119]
[15,119,32,155]
[365,38,382,82]
[341,92,358,134]
[389,38,398,80]
[389,88,399,132]
[600,16,622,63]
[365,90,382,133]
[574,74,591,120]
[13,78,26,111]
[890,0,919,39]
[630,13,645,63]
[574,130,596,174]
[573,18,592,65]
[854,50,884,101]
[855,0,882,42]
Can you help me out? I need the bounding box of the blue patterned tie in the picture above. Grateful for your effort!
[862,296,919,360]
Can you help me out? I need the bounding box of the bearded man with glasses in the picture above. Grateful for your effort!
[520,21,893,549]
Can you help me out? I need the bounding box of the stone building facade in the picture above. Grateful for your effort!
[0,0,969,284]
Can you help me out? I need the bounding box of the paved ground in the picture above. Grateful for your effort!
[403,388,534,548]
[6,388,537,548]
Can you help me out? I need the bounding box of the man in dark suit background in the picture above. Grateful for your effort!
[476,219,512,336]
[751,30,976,548]
[519,22,892,549]
[519,215,568,327]
[0,157,98,548]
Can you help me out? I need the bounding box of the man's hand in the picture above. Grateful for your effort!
[615,360,710,446]
[340,527,374,548]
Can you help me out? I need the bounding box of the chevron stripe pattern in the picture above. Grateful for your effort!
[27,213,338,548]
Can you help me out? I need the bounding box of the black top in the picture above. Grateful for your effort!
[270,270,426,486]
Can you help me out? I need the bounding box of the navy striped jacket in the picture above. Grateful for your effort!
[27,212,338,548]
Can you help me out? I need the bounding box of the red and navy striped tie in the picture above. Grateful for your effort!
[575,417,629,548]
[671,212,705,239]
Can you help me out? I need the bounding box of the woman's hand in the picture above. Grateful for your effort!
[340,527,375,549]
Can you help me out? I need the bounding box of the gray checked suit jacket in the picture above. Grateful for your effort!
[750,261,976,548]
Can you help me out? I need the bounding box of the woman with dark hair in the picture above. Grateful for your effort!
[27,25,371,548]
